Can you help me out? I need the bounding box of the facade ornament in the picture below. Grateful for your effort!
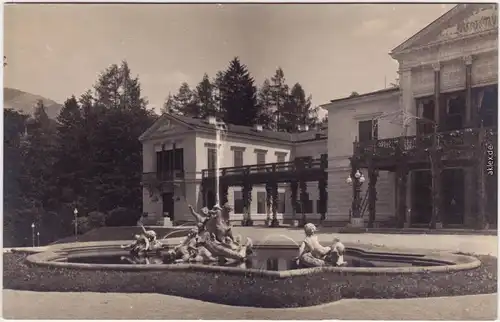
[432,62,441,71]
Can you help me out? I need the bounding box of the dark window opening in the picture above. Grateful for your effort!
[358,120,378,142]
[233,191,244,214]
[478,85,498,128]
[417,97,435,135]
[207,148,217,170]
[233,150,243,167]
[277,192,286,213]
[156,148,184,178]
[257,191,266,214]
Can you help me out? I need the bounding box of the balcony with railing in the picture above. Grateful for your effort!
[353,127,497,165]
[202,155,328,184]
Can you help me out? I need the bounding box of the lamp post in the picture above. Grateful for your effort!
[31,223,35,247]
[73,208,78,239]
[346,169,366,227]
[37,231,40,247]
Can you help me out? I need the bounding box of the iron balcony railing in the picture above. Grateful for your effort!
[202,155,328,179]
[353,127,497,158]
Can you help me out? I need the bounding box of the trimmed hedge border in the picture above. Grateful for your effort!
[3,252,497,308]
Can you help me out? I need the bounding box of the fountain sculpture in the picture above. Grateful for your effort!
[296,223,347,268]
[164,203,253,263]
[120,224,166,255]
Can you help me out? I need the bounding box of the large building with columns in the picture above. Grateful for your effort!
[140,3,497,228]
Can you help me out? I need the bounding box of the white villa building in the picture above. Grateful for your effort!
[140,4,497,228]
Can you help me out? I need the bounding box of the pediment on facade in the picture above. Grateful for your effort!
[139,114,194,141]
[392,4,498,56]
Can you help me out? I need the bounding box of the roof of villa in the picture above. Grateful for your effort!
[139,113,327,143]
[328,87,400,104]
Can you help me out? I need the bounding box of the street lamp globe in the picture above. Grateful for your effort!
[73,208,78,215]
[31,223,35,229]
[359,174,366,183]
[346,176,353,184]
[354,170,361,179]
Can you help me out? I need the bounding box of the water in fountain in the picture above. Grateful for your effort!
[259,234,300,247]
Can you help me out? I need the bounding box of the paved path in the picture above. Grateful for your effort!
[3,230,497,320]
[3,290,496,320]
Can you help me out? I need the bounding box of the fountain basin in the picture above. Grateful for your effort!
[26,239,481,277]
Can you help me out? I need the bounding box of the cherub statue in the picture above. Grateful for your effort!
[296,223,347,267]
[139,224,165,252]
[121,233,150,255]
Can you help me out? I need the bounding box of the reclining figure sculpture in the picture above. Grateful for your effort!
[165,204,253,263]
[296,223,347,268]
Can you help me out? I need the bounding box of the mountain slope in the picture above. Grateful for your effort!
[4,88,63,119]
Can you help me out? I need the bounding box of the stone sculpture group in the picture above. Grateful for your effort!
[164,203,253,264]
[121,206,347,268]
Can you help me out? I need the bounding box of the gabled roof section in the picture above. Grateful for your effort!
[138,113,196,142]
[328,87,399,105]
[391,4,497,56]
[139,113,326,143]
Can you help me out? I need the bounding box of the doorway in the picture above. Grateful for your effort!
[411,170,433,225]
[162,192,175,221]
[441,168,465,225]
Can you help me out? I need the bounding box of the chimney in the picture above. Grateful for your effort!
[253,124,263,132]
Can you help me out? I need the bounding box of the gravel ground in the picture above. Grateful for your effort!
[3,290,497,320]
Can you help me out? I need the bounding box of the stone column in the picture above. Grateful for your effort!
[432,62,441,131]
[367,165,379,228]
[399,67,416,135]
[299,180,308,226]
[265,183,272,225]
[318,177,327,222]
[290,181,298,223]
[464,55,473,127]
[271,183,279,227]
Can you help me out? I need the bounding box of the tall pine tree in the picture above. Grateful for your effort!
[270,68,289,131]
[257,79,275,129]
[219,57,259,126]
[195,73,217,118]
[281,83,319,132]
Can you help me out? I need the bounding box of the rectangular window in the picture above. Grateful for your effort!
[257,191,266,214]
[257,152,266,164]
[233,191,244,214]
[277,192,286,213]
[358,120,378,142]
[233,149,243,167]
[207,148,217,170]
[316,199,327,214]
[276,153,286,163]
[297,193,313,214]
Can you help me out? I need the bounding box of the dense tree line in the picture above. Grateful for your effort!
[4,61,157,246]
[163,57,325,132]
[4,57,327,246]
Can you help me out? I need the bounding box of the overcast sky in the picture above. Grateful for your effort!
[4,3,454,114]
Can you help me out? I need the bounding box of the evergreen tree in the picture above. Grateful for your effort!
[219,57,259,126]
[256,79,275,129]
[195,74,217,118]
[172,82,199,117]
[54,96,85,202]
[270,68,290,131]
[161,93,178,114]
[280,83,319,132]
